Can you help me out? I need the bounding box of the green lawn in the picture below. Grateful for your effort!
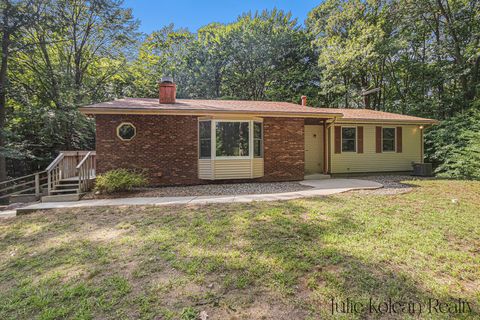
[0,180,479,319]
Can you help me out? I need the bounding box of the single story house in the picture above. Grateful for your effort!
[79,80,438,186]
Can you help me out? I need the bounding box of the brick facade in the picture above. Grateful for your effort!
[260,117,305,181]
[95,114,201,185]
[94,114,305,186]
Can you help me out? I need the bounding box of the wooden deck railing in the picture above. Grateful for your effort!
[46,151,96,195]
[46,153,64,195]
[1,151,96,202]
[77,152,96,193]
[0,171,48,200]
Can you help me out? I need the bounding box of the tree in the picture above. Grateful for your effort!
[0,0,46,180]
[127,24,193,98]
[219,9,318,102]
[307,0,480,115]
[4,0,139,176]
[307,0,397,109]
[425,109,480,179]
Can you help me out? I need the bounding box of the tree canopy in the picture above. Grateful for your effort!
[1,0,479,179]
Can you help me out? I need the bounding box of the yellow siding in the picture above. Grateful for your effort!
[330,124,422,173]
[253,158,264,178]
[199,158,264,179]
[214,159,252,179]
[198,159,213,179]
[304,125,324,174]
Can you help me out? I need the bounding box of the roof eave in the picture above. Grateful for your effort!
[336,118,439,125]
[79,107,439,124]
[79,107,344,118]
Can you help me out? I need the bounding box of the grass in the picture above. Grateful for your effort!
[0,179,479,319]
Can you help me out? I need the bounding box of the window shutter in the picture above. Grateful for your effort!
[357,126,364,153]
[375,126,382,153]
[334,126,341,154]
[396,127,403,153]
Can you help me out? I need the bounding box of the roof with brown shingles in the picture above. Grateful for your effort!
[80,98,438,124]
[311,107,438,123]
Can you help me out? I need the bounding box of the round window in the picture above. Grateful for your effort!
[117,123,136,141]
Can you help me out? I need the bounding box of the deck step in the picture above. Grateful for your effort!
[49,188,79,194]
[54,183,79,190]
[41,193,85,203]
[58,179,79,184]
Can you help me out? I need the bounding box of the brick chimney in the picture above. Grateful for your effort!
[301,95,307,106]
[159,77,176,104]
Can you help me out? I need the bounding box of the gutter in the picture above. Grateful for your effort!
[79,107,344,119]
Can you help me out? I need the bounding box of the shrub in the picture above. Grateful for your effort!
[425,109,480,180]
[94,169,147,193]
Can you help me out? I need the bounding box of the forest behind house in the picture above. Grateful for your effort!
[1,0,479,180]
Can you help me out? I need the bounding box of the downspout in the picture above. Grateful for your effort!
[323,120,327,174]
[420,126,424,164]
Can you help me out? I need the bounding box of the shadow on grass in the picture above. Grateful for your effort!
[0,193,478,319]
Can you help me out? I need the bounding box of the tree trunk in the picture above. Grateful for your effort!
[343,75,349,108]
[0,15,10,181]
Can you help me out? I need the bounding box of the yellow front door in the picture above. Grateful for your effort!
[304,125,324,174]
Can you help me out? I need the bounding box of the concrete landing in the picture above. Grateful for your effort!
[15,179,383,215]
[304,173,331,180]
[300,178,382,189]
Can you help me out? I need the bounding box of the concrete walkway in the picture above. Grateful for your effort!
[12,178,382,215]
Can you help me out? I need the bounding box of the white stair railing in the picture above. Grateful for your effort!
[46,151,96,195]
[46,153,65,195]
[76,152,96,193]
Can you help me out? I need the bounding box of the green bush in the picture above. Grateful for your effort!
[94,169,147,193]
[425,108,480,180]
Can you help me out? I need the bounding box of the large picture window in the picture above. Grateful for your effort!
[198,120,263,159]
[199,121,211,158]
[382,128,396,152]
[342,127,356,152]
[216,122,250,157]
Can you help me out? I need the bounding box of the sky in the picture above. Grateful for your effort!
[122,0,321,34]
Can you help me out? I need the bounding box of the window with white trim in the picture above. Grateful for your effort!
[253,122,263,158]
[199,121,211,159]
[342,127,356,152]
[382,127,396,152]
[216,121,250,157]
[198,120,263,159]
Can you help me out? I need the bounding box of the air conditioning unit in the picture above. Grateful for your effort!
[412,163,433,176]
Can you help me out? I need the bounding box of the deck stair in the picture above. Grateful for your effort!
[42,152,96,202]
[1,151,96,204]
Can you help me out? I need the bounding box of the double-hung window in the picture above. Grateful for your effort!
[382,128,396,152]
[342,127,356,152]
[199,121,212,159]
[253,122,263,158]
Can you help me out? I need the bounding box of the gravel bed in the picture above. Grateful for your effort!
[87,181,313,199]
[86,175,433,199]
[351,175,433,195]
